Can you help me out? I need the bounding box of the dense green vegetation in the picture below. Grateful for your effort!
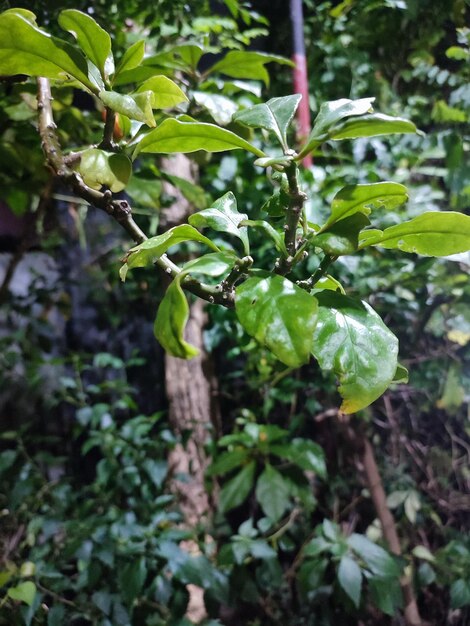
[0,1,469,625]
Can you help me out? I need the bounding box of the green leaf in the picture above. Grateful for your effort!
[312,292,398,413]
[206,449,249,476]
[241,220,286,256]
[154,278,199,359]
[136,75,188,109]
[392,363,409,384]
[58,9,112,79]
[450,579,470,609]
[76,149,131,193]
[322,182,409,230]
[236,274,318,368]
[270,439,326,477]
[233,94,302,149]
[134,119,265,157]
[192,91,238,125]
[163,173,207,210]
[369,577,403,616]
[118,557,147,605]
[312,275,345,294]
[99,90,155,127]
[207,50,294,86]
[7,581,36,606]
[114,40,145,79]
[348,534,401,578]
[182,252,236,277]
[2,8,36,23]
[338,555,362,608]
[359,211,470,256]
[219,461,256,513]
[0,12,96,92]
[314,213,370,256]
[330,113,417,140]
[255,464,290,522]
[298,97,375,157]
[189,192,250,255]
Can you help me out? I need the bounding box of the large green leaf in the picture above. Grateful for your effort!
[255,464,290,523]
[233,94,302,150]
[154,277,199,359]
[236,274,318,367]
[348,534,401,578]
[330,113,417,140]
[359,211,470,256]
[314,214,370,256]
[134,119,265,157]
[207,51,294,86]
[189,192,250,255]
[114,40,145,79]
[219,461,256,513]
[99,90,155,127]
[322,182,408,230]
[136,75,188,109]
[76,148,131,193]
[58,9,112,79]
[0,12,96,92]
[312,292,398,413]
[338,556,362,608]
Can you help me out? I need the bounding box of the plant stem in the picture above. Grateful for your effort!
[276,162,307,275]
[99,106,117,150]
[296,254,336,291]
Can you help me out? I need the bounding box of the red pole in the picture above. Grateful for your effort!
[290,0,312,167]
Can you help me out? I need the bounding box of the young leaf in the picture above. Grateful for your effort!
[189,192,250,254]
[313,213,370,256]
[322,182,408,230]
[134,119,265,157]
[233,94,302,150]
[330,113,417,140]
[255,464,290,522]
[114,40,145,79]
[136,76,188,109]
[0,12,97,92]
[76,149,131,192]
[311,292,398,413]
[348,534,402,577]
[338,555,362,608]
[359,211,470,256]
[207,50,294,86]
[58,9,112,79]
[154,278,199,359]
[99,90,155,127]
[219,461,256,513]
[235,274,318,367]
[7,581,36,606]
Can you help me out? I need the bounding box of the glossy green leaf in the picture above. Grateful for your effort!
[312,275,345,294]
[233,94,302,149]
[154,278,199,359]
[314,213,370,256]
[359,211,470,256]
[192,91,238,125]
[297,97,375,157]
[255,464,290,522]
[0,12,96,92]
[2,8,36,23]
[136,75,188,109]
[135,119,265,157]
[182,252,236,277]
[99,90,155,127]
[312,292,399,413]
[330,113,417,140]
[114,40,145,78]
[189,192,250,254]
[219,461,256,513]
[207,50,294,86]
[7,581,36,606]
[270,439,326,477]
[348,534,401,577]
[236,274,318,367]
[240,220,286,255]
[58,9,112,78]
[338,556,362,608]
[322,182,409,230]
[76,148,131,193]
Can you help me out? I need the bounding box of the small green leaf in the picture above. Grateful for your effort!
[154,278,199,359]
[241,220,286,256]
[322,182,408,230]
[118,557,147,605]
[412,546,435,562]
[359,211,470,256]
[312,292,398,413]
[450,579,470,609]
[330,113,417,140]
[314,213,370,256]
[58,9,112,78]
[207,50,294,86]
[182,252,236,277]
[76,148,131,193]
[311,275,345,294]
[369,577,403,616]
[236,274,318,367]
[392,363,409,384]
[99,90,155,127]
[270,439,326,477]
[134,119,265,157]
[219,461,256,513]
[207,449,249,476]
[255,464,290,522]
[348,534,401,578]
[114,40,145,78]
[233,94,302,149]
[192,91,238,125]
[7,581,36,606]
[0,12,96,92]
[338,555,362,608]
[189,192,250,254]
[136,75,188,109]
